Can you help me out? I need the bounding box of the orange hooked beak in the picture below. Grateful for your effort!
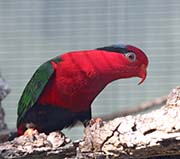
[138,64,147,85]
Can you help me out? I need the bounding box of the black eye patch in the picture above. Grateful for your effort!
[96,46,129,54]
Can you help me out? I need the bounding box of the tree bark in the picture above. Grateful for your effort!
[1,87,180,159]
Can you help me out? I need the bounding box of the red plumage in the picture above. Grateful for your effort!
[17,44,148,135]
[38,47,148,112]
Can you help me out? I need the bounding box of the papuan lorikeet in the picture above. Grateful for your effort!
[17,44,148,136]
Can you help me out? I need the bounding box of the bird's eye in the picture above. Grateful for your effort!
[125,52,136,62]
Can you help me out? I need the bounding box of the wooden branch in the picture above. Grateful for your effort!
[0,131,76,159]
[80,86,180,158]
[1,87,180,159]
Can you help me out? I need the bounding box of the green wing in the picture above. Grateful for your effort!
[17,56,62,126]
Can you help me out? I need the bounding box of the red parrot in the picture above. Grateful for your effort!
[17,44,148,136]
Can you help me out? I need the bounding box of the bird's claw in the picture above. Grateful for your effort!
[24,128,39,140]
[89,117,104,128]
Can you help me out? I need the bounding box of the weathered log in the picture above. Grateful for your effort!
[80,86,180,158]
[0,87,180,159]
[0,131,74,159]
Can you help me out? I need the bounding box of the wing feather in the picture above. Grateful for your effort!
[17,56,62,126]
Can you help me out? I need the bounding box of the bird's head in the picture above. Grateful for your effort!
[96,43,149,85]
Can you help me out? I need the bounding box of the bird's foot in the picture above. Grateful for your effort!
[24,128,39,140]
[89,117,104,128]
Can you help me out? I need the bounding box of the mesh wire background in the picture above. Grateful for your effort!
[0,0,180,140]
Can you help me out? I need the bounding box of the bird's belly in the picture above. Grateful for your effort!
[19,104,91,134]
